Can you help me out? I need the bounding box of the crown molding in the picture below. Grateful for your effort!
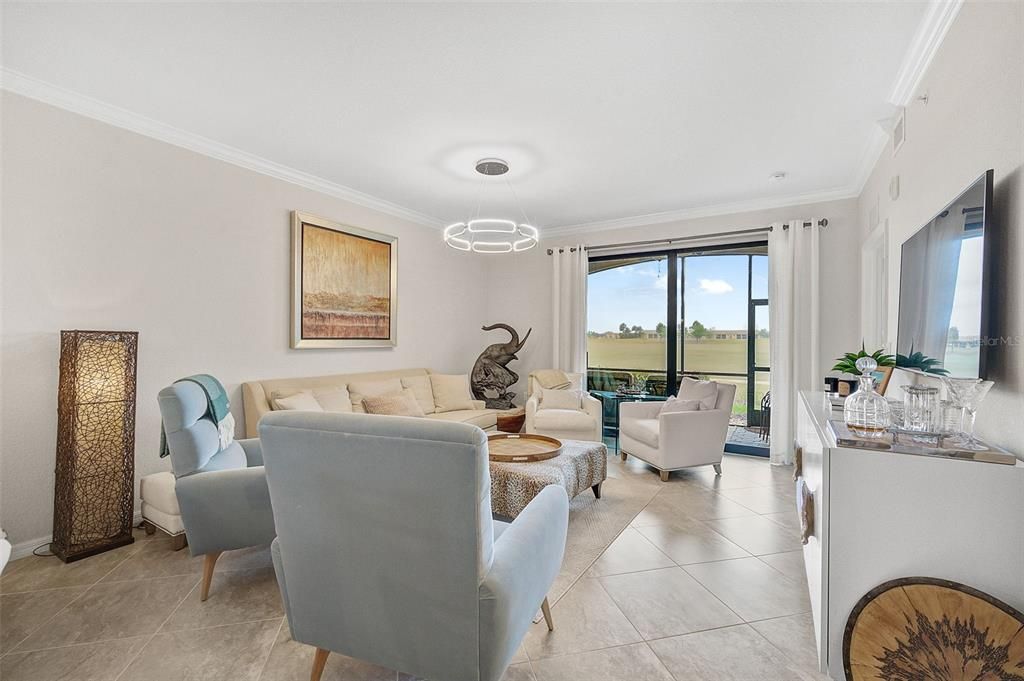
[0,68,444,229]
[543,186,860,237]
[888,0,963,106]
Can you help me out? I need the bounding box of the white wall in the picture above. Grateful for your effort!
[857,0,1023,453]
[0,93,488,547]
[487,197,863,401]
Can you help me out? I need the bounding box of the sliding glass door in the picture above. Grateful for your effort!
[586,242,770,454]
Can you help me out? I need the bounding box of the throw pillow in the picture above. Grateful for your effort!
[401,375,436,414]
[362,389,425,417]
[312,387,352,413]
[430,374,475,413]
[539,388,582,411]
[660,396,702,414]
[272,390,324,412]
[347,378,404,413]
[679,378,720,410]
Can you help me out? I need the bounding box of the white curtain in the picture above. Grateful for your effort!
[768,220,820,465]
[551,246,588,373]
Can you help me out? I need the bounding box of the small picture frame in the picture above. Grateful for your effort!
[892,107,906,156]
[872,366,894,396]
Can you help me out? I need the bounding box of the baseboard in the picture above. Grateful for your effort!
[8,512,144,562]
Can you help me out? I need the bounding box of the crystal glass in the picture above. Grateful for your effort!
[902,385,940,432]
[941,377,995,450]
[844,357,891,438]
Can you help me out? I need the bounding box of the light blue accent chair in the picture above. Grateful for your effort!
[259,411,569,681]
[157,381,276,600]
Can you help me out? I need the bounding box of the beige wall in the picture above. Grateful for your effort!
[487,197,863,402]
[0,93,489,546]
[857,0,1023,453]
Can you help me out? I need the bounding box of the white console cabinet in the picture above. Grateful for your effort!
[795,390,1024,680]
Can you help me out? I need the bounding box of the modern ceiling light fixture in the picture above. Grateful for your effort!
[444,158,539,254]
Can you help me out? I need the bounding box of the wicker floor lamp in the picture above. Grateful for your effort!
[52,330,138,562]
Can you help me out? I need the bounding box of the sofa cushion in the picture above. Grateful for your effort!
[401,375,436,414]
[140,472,180,515]
[622,418,660,448]
[534,408,595,432]
[313,387,352,413]
[362,389,425,417]
[348,378,404,413]
[272,390,324,412]
[679,378,720,411]
[660,396,702,414]
[430,374,475,413]
[425,409,497,430]
[540,388,582,411]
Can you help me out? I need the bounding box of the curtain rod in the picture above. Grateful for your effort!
[546,218,827,255]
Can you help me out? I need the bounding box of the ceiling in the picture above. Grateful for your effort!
[2,2,932,231]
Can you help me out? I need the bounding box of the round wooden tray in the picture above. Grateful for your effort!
[844,577,1024,680]
[487,433,562,463]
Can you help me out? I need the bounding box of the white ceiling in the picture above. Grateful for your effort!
[2,2,931,231]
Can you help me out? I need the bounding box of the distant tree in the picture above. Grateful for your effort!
[690,320,708,342]
[757,328,770,339]
[655,322,667,337]
[631,325,643,336]
[619,322,629,339]
[948,326,960,342]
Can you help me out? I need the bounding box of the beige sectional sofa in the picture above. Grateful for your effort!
[241,368,499,438]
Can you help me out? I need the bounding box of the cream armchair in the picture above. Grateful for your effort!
[619,383,736,481]
[524,371,603,443]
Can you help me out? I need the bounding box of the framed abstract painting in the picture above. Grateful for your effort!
[291,211,397,348]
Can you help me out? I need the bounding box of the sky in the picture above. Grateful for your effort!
[587,254,768,333]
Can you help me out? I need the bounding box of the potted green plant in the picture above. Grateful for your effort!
[832,343,895,375]
[895,344,949,375]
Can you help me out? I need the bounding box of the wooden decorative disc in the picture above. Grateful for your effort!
[844,577,1024,681]
[487,433,562,463]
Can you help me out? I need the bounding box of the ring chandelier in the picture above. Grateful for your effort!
[444,158,539,254]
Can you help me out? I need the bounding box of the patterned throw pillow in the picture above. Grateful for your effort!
[362,389,426,417]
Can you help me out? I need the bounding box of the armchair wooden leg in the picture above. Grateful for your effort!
[541,597,554,631]
[713,463,722,476]
[170,533,187,551]
[592,483,602,499]
[620,451,627,461]
[200,551,222,602]
[310,648,330,681]
[659,470,670,482]
[143,521,156,536]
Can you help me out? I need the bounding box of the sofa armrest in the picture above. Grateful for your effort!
[238,438,263,467]
[175,466,276,556]
[471,399,487,410]
[620,401,664,420]
[658,409,732,466]
[479,486,568,681]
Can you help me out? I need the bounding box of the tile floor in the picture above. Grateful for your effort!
[0,452,826,680]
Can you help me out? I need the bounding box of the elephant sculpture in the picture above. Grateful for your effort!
[471,323,532,410]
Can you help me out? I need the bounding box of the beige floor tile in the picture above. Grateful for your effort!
[119,619,281,681]
[523,578,641,659]
[631,491,753,527]
[586,528,675,577]
[758,550,807,586]
[684,557,809,622]
[0,636,149,681]
[162,567,283,631]
[716,486,795,515]
[0,543,139,594]
[100,538,204,582]
[259,621,396,681]
[649,624,822,681]
[763,511,802,533]
[14,574,198,651]
[0,585,87,653]
[501,662,537,681]
[750,613,821,671]
[531,642,674,681]
[634,520,751,565]
[599,567,742,639]
[702,515,802,555]
[684,469,769,491]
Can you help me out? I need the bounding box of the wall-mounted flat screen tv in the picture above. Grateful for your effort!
[897,170,993,378]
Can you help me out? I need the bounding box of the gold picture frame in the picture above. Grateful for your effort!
[872,365,894,396]
[291,211,397,348]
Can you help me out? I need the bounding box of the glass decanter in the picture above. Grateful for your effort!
[843,357,891,438]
